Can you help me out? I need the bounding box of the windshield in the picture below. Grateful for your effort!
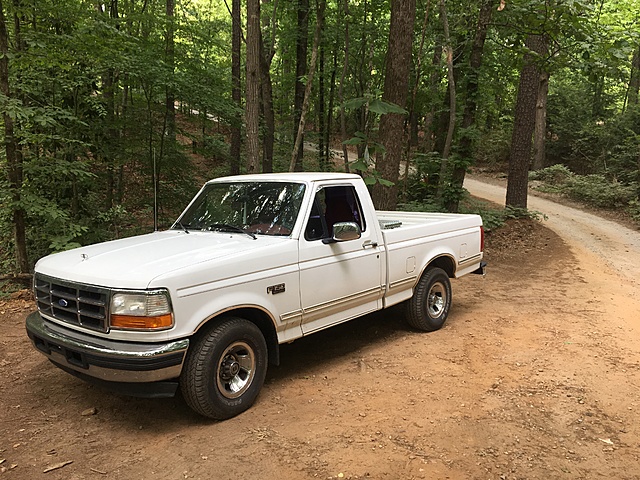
[175,181,306,237]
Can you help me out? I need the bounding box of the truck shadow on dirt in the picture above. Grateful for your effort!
[23,304,424,427]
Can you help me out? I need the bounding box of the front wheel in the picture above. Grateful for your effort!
[180,317,268,419]
[405,267,452,331]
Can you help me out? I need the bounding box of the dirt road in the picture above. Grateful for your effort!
[2,178,640,480]
[465,176,640,293]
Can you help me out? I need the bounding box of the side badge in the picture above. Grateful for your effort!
[267,283,285,295]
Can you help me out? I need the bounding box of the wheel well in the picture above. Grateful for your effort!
[196,308,280,366]
[426,255,456,278]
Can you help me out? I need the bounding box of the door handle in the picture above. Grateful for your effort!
[362,240,378,249]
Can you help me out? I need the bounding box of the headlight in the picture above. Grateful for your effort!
[110,290,174,330]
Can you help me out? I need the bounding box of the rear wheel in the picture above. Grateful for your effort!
[405,267,452,331]
[180,317,267,419]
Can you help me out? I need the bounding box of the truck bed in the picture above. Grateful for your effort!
[376,210,484,308]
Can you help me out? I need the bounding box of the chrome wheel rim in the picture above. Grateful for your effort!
[216,341,256,399]
[427,282,446,319]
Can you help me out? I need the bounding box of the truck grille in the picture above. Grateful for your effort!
[34,275,110,332]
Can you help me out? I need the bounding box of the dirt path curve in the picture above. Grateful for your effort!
[465,176,640,294]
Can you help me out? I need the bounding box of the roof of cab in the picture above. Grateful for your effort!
[207,172,362,184]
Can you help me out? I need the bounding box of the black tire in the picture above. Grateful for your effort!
[180,317,268,420]
[405,267,452,331]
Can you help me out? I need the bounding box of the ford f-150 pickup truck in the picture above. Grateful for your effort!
[26,172,485,419]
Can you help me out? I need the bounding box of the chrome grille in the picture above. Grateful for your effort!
[34,275,110,332]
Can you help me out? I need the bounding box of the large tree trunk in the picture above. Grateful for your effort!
[230,0,242,174]
[506,34,548,209]
[245,0,261,173]
[445,0,494,212]
[292,0,309,171]
[0,0,29,273]
[531,69,549,171]
[372,0,416,210]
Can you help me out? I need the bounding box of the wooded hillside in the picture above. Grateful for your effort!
[1,0,639,275]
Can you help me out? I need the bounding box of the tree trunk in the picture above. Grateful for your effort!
[260,31,275,173]
[292,0,309,171]
[0,0,29,273]
[506,34,548,209]
[445,0,494,212]
[434,39,464,157]
[402,0,432,197]
[326,43,338,168]
[532,69,549,171]
[372,0,416,210]
[435,0,456,201]
[338,0,350,171]
[318,41,326,170]
[230,0,242,174]
[422,44,442,153]
[628,45,640,107]
[591,72,605,119]
[289,0,326,172]
[154,0,175,219]
[245,0,261,173]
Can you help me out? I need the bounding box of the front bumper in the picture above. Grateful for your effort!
[26,311,189,397]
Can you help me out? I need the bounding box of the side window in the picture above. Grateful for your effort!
[304,185,366,241]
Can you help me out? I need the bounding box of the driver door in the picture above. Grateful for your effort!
[298,184,384,334]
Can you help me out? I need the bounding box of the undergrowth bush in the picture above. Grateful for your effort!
[401,195,545,232]
[565,175,635,208]
[465,205,545,231]
[530,165,638,215]
[529,164,574,185]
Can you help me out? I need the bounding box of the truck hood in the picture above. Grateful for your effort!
[35,230,289,289]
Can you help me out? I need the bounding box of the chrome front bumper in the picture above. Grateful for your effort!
[26,311,189,387]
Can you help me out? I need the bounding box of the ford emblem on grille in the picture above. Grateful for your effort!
[58,299,69,307]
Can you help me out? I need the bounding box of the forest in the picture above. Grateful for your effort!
[1,0,639,277]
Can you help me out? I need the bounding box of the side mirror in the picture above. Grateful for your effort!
[323,222,361,244]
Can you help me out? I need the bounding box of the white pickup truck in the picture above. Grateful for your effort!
[26,172,485,419]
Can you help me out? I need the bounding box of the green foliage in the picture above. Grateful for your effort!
[463,204,545,231]
[629,199,640,223]
[403,152,442,203]
[474,125,512,168]
[400,193,544,231]
[565,175,635,208]
[343,96,407,116]
[529,164,574,193]
[350,158,394,187]
[530,165,638,215]
[0,0,232,274]
[529,164,573,185]
[2,0,640,275]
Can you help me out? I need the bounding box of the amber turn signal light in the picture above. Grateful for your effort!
[110,314,173,330]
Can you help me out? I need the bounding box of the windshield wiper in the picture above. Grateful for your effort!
[207,223,257,240]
